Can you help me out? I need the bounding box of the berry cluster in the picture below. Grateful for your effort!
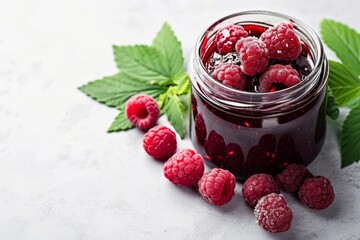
[125,93,236,206]
[210,22,305,92]
[242,164,335,233]
[124,93,335,234]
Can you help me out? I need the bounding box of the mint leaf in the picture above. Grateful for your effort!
[328,60,360,107]
[162,91,185,138]
[79,72,165,109]
[341,104,360,167]
[113,45,170,84]
[152,23,184,77]
[321,19,360,76]
[326,86,340,120]
[108,105,134,132]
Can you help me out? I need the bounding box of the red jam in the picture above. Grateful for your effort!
[189,17,328,181]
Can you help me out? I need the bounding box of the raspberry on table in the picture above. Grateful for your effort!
[242,173,280,207]
[125,94,160,130]
[276,164,313,193]
[163,149,204,187]
[235,37,269,76]
[215,24,249,55]
[258,64,301,92]
[254,193,293,233]
[298,176,335,210]
[212,63,247,90]
[198,168,236,206]
[143,125,177,161]
[260,22,302,61]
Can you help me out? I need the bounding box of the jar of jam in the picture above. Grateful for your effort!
[188,11,328,181]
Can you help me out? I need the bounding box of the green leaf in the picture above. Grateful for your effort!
[162,92,185,138]
[107,106,134,132]
[158,91,168,109]
[175,72,190,95]
[328,60,360,107]
[340,104,360,167]
[79,72,165,109]
[321,19,360,76]
[326,86,340,120]
[152,22,184,77]
[113,45,170,84]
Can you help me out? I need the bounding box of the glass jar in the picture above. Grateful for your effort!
[188,11,328,181]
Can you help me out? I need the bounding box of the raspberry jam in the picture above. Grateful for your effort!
[188,11,328,181]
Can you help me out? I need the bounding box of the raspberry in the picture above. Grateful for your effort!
[163,149,204,187]
[254,193,293,233]
[198,168,236,206]
[298,176,335,210]
[125,94,160,130]
[260,22,302,61]
[258,64,301,92]
[215,24,248,55]
[235,37,269,76]
[143,125,177,161]
[276,164,313,193]
[242,173,280,207]
[212,63,247,90]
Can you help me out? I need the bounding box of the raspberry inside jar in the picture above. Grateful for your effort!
[189,11,328,181]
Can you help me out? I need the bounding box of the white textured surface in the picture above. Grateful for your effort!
[1,0,360,239]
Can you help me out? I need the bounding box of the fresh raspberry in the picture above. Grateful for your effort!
[298,176,335,210]
[212,63,247,90]
[215,24,248,55]
[242,173,280,207]
[198,168,236,206]
[260,22,302,60]
[258,64,301,92]
[254,193,293,233]
[235,37,269,76]
[163,149,204,187]
[276,164,313,193]
[143,125,177,161]
[125,94,160,130]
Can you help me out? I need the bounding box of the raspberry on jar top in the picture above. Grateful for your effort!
[206,21,307,93]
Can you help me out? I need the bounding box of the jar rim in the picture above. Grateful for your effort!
[193,10,326,104]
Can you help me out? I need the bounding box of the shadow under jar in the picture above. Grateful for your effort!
[188,11,328,182]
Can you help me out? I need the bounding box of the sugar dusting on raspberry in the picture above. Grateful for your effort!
[254,193,293,233]
[125,94,160,130]
[212,63,247,90]
[198,168,236,206]
[215,25,248,55]
[143,125,177,161]
[163,149,204,187]
[242,173,280,207]
[299,176,335,210]
[235,36,269,76]
[260,22,302,60]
